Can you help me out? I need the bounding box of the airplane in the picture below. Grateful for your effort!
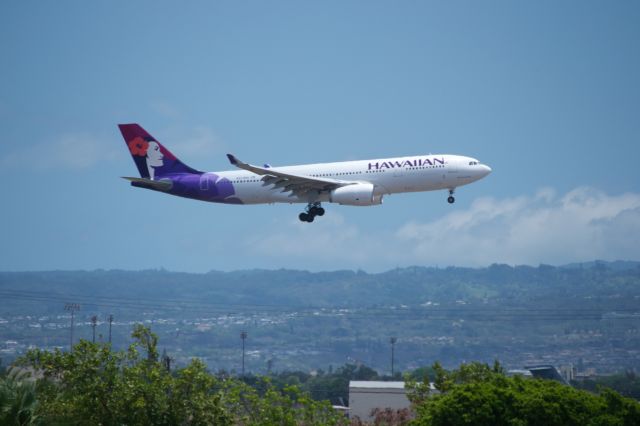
[118,123,491,222]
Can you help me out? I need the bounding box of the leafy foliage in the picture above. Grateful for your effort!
[408,362,640,426]
[350,408,412,426]
[221,378,341,426]
[14,325,346,425]
[265,363,381,406]
[572,371,640,400]
[8,326,640,426]
[0,368,38,426]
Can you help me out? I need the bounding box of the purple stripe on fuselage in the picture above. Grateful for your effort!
[153,173,243,204]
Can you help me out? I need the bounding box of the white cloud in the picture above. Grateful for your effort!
[246,213,385,266]
[0,122,223,172]
[0,132,118,171]
[246,187,640,270]
[397,187,640,266]
[171,126,223,158]
[147,101,225,163]
[150,100,181,119]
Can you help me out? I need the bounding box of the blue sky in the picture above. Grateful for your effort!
[1,1,639,272]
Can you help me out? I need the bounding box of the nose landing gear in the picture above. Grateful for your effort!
[299,202,325,223]
[447,189,456,204]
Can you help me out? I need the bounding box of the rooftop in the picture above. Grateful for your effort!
[349,381,405,389]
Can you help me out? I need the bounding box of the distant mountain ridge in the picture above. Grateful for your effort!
[1,260,639,312]
[2,261,639,373]
[3,260,639,275]
[559,260,640,271]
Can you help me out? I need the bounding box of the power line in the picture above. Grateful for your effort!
[0,289,302,312]
[1,290,638,322]
[2,288,635,315]
[3,288,638,314]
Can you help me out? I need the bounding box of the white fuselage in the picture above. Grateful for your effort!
[210,154,491,205]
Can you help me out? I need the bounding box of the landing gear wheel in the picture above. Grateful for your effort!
[300,203,324,222]
[309,206,325,217]
[447,196,455,204]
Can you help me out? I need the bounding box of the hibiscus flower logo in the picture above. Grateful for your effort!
[128,137,149,156]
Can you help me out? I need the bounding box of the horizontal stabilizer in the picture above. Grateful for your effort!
[122,177,173,191]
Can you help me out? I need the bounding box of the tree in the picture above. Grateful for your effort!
[17,327,232,425]
[408,362,640,426]
[222,377,345,425]
[0,368,38,426]
[15,325,346,425]
[168,358,231,425]
[350,408,412,426]
[572,371,640,400]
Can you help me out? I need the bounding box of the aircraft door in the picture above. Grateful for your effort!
[445,158,459,181]
[200,173,213,191]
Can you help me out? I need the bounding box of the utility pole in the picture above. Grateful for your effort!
[64,303,80,351]
[240,331,247,376]
[161,349,172,372]
[91,315,98,343]
[390,337,397,377]
[108,314,114,344]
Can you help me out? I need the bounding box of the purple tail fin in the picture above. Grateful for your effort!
[118,124,200,179]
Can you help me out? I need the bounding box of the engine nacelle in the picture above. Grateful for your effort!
[330,183,383,206]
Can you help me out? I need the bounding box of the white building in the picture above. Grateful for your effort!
[348,381,411,422]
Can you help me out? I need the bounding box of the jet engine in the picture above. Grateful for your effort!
[330,183,383,206]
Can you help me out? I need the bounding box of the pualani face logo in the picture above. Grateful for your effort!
[368,157,445,170]
[128,136,164,179]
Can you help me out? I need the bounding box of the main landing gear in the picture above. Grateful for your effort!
[299,202,325,223]
[447,189,456,204]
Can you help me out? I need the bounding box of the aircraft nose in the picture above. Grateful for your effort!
[482,164,492,176]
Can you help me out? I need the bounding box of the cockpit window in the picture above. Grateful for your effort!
[468,161,479,166]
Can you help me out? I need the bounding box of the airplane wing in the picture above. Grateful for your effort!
[226,154,354,198]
